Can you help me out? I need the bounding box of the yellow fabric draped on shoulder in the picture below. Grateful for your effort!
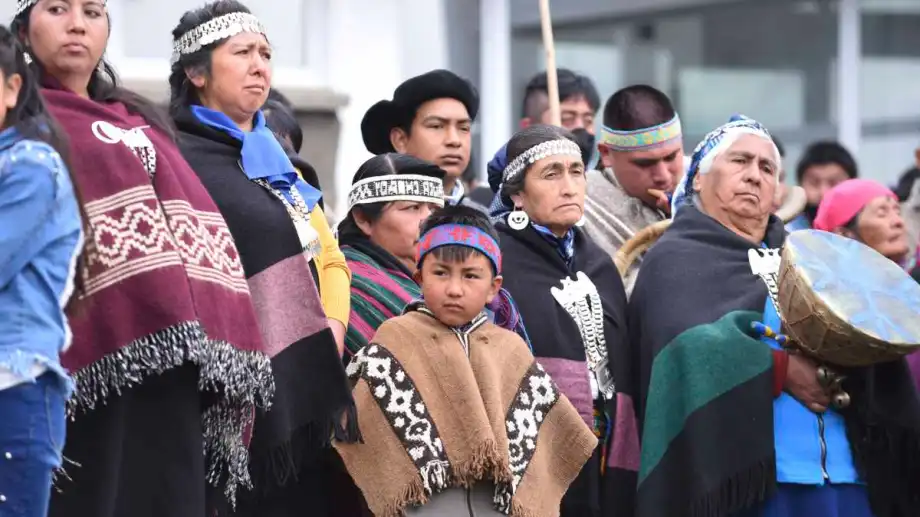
[295,164,351,326]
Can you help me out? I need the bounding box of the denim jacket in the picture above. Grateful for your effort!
[0,126,81,396]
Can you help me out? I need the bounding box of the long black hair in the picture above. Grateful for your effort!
[168,0,254,117]
[11,3,175,139]
[0,23,88,303]
[0,24,68,155]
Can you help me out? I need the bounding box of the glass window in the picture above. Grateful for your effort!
[858,1,920,186]
[510,0,840,177]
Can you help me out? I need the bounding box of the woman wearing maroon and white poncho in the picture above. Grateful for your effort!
[13,1,275,516]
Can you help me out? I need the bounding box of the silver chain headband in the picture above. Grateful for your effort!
[171,12,265,64]
[14,0,38,16]
[501,139,583,183]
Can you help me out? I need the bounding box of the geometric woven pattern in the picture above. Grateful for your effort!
[599,115,682,151]
[82,185,249,297]
[161,199,248,293]
[348,343,453,496]
[495,360,560,513]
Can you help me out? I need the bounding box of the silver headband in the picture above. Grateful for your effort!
[348,174,445,210]
[16,0,107,16]
[171,12,265,64]
[502,139,583,183]
[14,0,37,16]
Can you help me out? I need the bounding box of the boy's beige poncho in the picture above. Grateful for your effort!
[335,308,597,517]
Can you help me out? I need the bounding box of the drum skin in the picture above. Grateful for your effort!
[777,230,920,367]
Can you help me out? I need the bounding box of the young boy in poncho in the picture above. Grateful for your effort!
[335,205,596,517]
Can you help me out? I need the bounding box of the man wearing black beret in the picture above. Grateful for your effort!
[361,69,478,206]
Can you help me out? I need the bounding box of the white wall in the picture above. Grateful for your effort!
[325,0,450,213]
[3,0,451,215]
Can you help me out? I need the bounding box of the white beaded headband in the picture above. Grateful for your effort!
[171,12,266,64]
[348,174,446,210]
[15,0,107,16]
[502,139,583,183]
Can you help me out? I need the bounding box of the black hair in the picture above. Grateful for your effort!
[1,23,87,304]
[795,141,858,184]
[337,153,444,239]
[570,127,594,165]
[500,124,579,200]
[168,0,253,117]
[893,167,920,203]
[418,204,499,276]
[12,5,174,139]
[521,69,600,120]
[602,84,675,131]
[263,98,303,153]
[267,88,293,110]
[772,135,786,158]
[0,24,67,154]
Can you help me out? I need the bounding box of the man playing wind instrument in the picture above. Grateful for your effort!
[583,85,683,295]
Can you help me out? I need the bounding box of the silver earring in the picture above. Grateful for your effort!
[23,51,32,65]
[507,209,529,231]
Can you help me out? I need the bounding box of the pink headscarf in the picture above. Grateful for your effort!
[813,179,898,232]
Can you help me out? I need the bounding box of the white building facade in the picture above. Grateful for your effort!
[3,0,918,213]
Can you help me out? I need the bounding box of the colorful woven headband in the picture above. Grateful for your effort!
[599,114,682,152]
[416,224,502,274]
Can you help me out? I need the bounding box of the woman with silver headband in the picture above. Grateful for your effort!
[167,1,357,515]
[13,1,276,516]
[493,124,637,517]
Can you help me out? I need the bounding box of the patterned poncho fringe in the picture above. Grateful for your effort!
[335,309,597,517]
[174,107,358,507]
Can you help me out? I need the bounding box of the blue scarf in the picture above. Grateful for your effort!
[190,105,322,210]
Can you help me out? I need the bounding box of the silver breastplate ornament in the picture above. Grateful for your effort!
[748,247,783,318]
[551,271,615,400]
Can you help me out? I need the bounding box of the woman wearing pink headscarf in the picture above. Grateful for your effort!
[814,178,920,389]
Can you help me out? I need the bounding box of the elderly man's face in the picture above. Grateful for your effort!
[695,134,778,236]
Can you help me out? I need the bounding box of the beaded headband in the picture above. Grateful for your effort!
[599,114,682,152]
[501,139,583,183]
[171,12,266,64]
[347,174,445,210]
[15,0,107,16]
[416,224,502,274]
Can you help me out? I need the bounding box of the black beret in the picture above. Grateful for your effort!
[361,69,479,155]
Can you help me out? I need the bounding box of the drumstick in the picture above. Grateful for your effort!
[538,0,561,127]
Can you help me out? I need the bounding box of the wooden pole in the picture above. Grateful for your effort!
[538,0,561,127]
